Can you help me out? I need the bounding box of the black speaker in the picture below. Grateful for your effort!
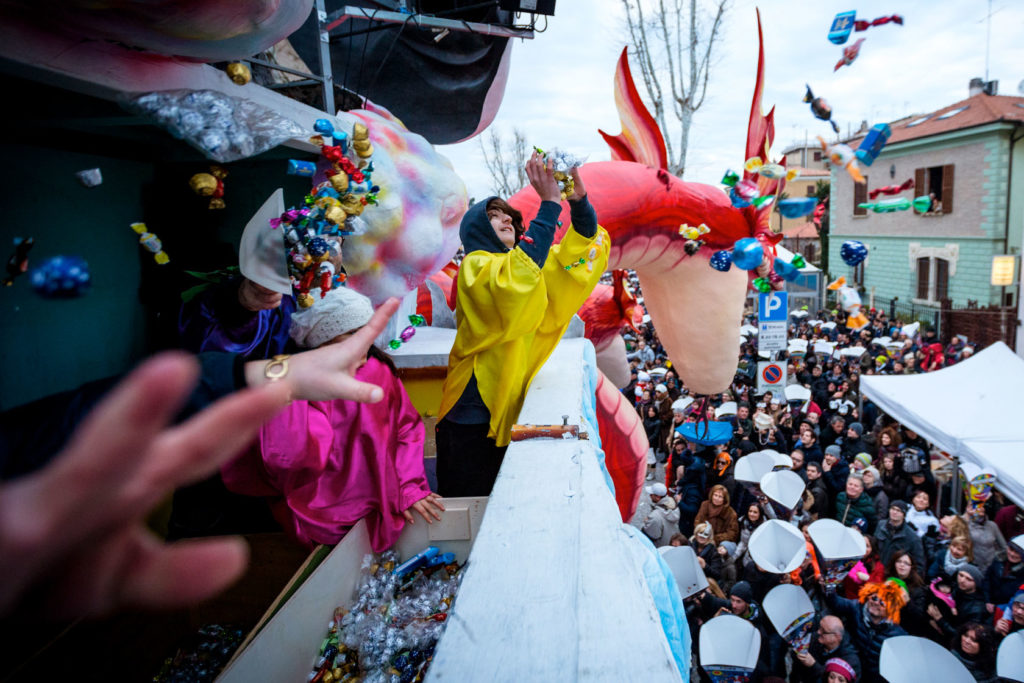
[498,0,556,16]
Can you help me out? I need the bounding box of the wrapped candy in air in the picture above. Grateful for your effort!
[75,168,103,187]
[130,223,170,265]
[30,255,91,298]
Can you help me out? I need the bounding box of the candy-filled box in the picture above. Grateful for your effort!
[217,497,487,682]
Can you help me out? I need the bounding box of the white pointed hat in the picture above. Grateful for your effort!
[238,188,291,295]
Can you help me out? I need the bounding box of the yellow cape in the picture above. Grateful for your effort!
[439,225,611,447]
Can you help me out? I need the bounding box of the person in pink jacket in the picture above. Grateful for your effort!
[222,286,444,551]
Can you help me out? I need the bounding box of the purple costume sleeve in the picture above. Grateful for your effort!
[177,278,295,360]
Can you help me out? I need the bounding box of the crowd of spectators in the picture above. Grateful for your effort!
[615,271,1024,682]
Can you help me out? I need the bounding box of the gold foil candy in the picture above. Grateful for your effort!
[189,172,217,196]
[226,62,252,85]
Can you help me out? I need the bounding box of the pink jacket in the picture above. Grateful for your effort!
[222,356,431,551]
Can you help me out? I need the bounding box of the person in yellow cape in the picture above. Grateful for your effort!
[436,152,610,496]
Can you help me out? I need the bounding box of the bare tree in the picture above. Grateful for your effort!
[479,127,529,197]
[621,0,728,177]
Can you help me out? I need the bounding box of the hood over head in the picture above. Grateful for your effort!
[460,196,510,255]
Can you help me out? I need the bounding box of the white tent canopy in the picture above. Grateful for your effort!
[860,342,1024,507]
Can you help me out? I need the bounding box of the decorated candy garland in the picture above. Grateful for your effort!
[275,119,383,309]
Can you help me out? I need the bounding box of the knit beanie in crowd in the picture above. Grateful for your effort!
[825,658,856,682]
[730,581,754,605]
[959,563,984,586]
[849,422,864,437]
[825,445,842,459]
[853,452,872,469]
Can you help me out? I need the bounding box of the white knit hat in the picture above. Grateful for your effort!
[288,287,375,348]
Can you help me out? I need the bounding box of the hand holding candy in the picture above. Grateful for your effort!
[526,151,562,204]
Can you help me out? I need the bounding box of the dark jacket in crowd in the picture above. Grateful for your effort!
[674,466,705,537]
[835,491,877,531]
[875,519,926,569]
[985,558,1024,605]
[789,626,863,683]
[825,591,907,683]
[822,459,851,497]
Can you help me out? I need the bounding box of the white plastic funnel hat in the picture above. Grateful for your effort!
[748,520,806,574]
[714,401,737,419]
[760,470,806,510]
[997,631,1024,682]
[901,321,920,338]
[820,321,837,331]
[658,545,709,599]
[813,341,836,356]
[880,636,973,683]
[699,614,761,673]
[788,339,809,356]
[238,188,292,295]
[836,346,866,358]
[807,519,866,561]
[740,324,758,337]
[784,385,811,402]
[763,584,815,654]
[734,452,776,484]
[672,397,694,414]
[759,449,792,470]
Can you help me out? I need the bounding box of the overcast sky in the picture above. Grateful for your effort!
[438,0,1024,202]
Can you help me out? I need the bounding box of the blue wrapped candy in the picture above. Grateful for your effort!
[777,197,818,219]
[774,257,801,282]
[840,240,868,266]
[287,160,317,177]
[30,255,90,298]
[732,238,765,270]
[313,118,335,135]
[710,250,733,272]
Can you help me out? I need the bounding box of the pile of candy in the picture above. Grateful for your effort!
[311,547,463,683]
[125,89,306,163]
[276,119,383,309]
[533,146,586,200]
[153,624,245,683]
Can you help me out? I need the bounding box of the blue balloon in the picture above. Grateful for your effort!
[840,240,868,266]
[732,238,764,270]
[709,250,733,272]
[777,197,818,219]
[774,257,801,282]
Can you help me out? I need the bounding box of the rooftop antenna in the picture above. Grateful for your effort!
[985,0,991,81]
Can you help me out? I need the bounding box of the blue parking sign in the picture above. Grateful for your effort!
[759,292,788,322]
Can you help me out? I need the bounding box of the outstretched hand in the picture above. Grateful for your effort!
[525,151,562,204]
[0,353,293,619]
[245,297,400,402]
